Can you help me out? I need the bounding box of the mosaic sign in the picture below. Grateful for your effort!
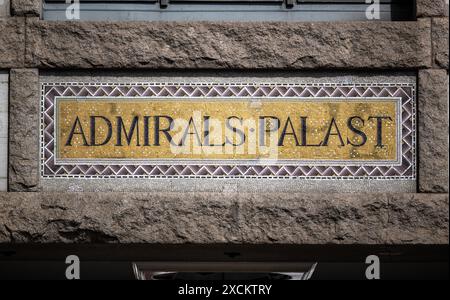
[41,83,415,179]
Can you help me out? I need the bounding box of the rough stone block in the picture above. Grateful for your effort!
[8,69,40,192]
[417,0,449,17]
[418,69,449,193]
[432,17,449,69]
[0,192,447,244]
[0,18,25,68]
[10,0,41,17]
[25,20,432,70]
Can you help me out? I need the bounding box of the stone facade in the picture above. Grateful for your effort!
[24,20,432,70]
[8,69,39,192]
[0,18,434,70]
[0,1,448,250]
[417,0,449,18]
[10,0,40,17]
[0,192,448,244]
[0,18,25,68]
[417,2,449,193]
[418,69,449,193]
[432,17,449,69]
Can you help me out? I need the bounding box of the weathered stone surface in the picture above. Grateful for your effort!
[8,69,40,192]
[386,193,449,244]
[432,17,449,69]
[11,0,41,17]
[418,69,449,193]
[0,18,25,68]
[25,20,432,69]
[417,0,449,17]
[0,192,447,244]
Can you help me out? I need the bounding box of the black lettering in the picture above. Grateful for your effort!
[278,117,300,146]
[301,117,321,147]
[225,116,245,146]
[259,116,280,147]
[154,116,174,146]
[347,116,367,147]
[178,117,203,147]
[322,118,345,147]
[144,116,151,146]
[90,116,112,146]
[65,116,89,146]
[368,116,393,148]
[116,116,140,146]
[203,116,225,147]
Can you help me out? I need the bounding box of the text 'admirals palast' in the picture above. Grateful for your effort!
[55,98,399,162]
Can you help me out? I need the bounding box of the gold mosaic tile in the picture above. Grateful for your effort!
[56,98,398,162]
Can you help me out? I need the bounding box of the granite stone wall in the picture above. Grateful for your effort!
[416,0,449,193]
[0,192,448,244]
[0,0,448,247]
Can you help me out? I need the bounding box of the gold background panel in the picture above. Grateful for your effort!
[55,98,398,162]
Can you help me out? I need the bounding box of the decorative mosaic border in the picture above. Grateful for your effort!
[41,82,416,180]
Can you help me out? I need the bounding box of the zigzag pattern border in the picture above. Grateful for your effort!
[41,82,416,180]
